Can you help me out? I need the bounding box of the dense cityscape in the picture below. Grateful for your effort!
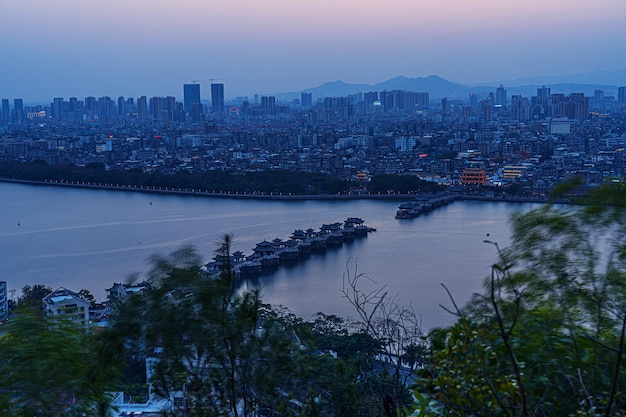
[4,0,626,413]
[2,82,626,196]
[2,80,626,416]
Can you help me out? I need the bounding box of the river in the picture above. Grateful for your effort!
[0,182,539,329]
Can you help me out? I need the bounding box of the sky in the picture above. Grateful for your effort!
[1,0,625,103]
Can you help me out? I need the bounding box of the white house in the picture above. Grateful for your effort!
[42,287,90,327]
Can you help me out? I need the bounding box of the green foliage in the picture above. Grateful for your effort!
[78,288,96,305]
[0,309,119,416]
[367,174,441,194]
[109,240,364,417]
[0,162,351,195]
[16,284,52,311]
[420,319,519,417]
[418,180,626,416]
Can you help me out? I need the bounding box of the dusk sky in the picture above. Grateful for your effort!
[1,0,625,103]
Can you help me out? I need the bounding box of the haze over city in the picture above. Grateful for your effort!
[1,0,625,102]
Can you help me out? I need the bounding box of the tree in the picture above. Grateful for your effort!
[109,240,323,416]
[0,309,120,416]
[342,259,427,417]
[16,284,52,311]
[367,174,440,194]
[78,288,96,305]
[417,180,626,416]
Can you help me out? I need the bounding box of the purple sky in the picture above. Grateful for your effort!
[1,0,625,103]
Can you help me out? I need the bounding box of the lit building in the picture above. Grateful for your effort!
[550,118,571,134]
[503,165,528,179]
[460,167,488,185]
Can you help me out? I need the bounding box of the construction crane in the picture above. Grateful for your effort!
[209,78,222,84]
[191,80,203,84]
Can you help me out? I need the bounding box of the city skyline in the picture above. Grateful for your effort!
[1,0,625,102]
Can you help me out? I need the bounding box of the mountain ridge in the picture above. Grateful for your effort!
[272,70,626,101]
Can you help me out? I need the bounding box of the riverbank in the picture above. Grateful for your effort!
[0,178,410,200]
[0,177,563,204]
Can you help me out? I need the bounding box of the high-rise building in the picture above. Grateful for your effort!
[551,94,566,118]
[0,281,7,321]
[13,98,23,122]
[537,86,551,98]
[68,97,78,112]
[417,92,430,110]
[211,83,224,113]
[533,86,552,119]
[163,96,176,121]
[364,91,379,113]
[511,95,531,122]
[150,96,164,120]
[164,96,176,111]
[52,97,64,120]
[496,85,507,107]
[1,98,9,120]
[441,97,448,113]
[592,90,605,111]
[173,102,185,122]
[301,92,312,108]
[137,96,148,120]
[469,93,478,108]
[261,96,276,116]
[190,103,203,122]
[618,86,626,104]
[184,83,201,112]
[98,96,115,120]
[117,96,126,117]
[567,93,589,120]
[84,96,97,118]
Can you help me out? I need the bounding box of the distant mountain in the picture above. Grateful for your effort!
[272,71,625,101]
[476,69,626,88]
[301,80,371,97]
[274,75,468,101]
[372,75,468,98]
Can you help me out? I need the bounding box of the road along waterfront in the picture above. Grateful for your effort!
[0,181,541,329]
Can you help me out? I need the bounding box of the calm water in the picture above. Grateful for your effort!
[0,182,538,329]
